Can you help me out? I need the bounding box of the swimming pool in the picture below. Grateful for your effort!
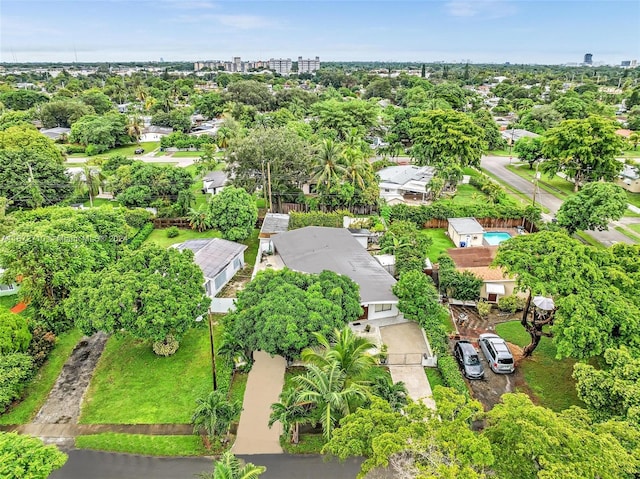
[484,232,512,246]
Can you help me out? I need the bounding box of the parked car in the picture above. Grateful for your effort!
[134,147,144,154]
[478,333,515,374]
[454,340,485,379]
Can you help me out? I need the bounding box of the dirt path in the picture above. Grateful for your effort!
[232,351,286,455]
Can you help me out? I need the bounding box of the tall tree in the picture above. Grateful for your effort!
[208,186,257,241]
[72,166,103,207]
[513,136,544,169]
[541,116,625,191]
[410,109,486,168]
[66,243,210,352]
[555,182,628,234]
[312,138,345,190]
[191,391,242,449]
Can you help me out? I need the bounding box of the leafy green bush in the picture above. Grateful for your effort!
[152,335,179,356]
[0,432,68,478]
[63,144,86,154]
[498,295,525,313]
[438,254,482,301]
[388,202,541,226]
[128,222,154,249]
[0,353,34,412]
[0,311,31,354]
[476,300,491,319]
[289,210,352,229]
[124,208,154,228]
[85,144,108,156]
[436,355,469,395]
[166,226,180,238]
[27,328,57,368]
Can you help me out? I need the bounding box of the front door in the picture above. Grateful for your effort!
[488,293,498,303]
[359,306,369,320]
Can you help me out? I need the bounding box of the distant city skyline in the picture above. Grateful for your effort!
[1,0,638,65]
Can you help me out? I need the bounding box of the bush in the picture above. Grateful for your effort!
[128,222,154,249]
[476,300,491,319]
[85,144,108,156]
[124,208,154,228]
[152,335,179,356]
[436,354,469,396]
[497,295,525,313]
[63,144,86,154]
[166,226,180,238]
[0,353,34,412]
[27,328,57,368]
[289,210,352,229]
[0,311,32,354]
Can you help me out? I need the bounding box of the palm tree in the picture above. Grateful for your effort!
[199,451,266,479]
[301,327,378,382]
[72,166,103,208]
[294,362,367,440]
[269,387,312,444]
[126,115,144,144]
[191,390,242,449]
[188,205,213,232]
[369,374,408,412]
[342,149,370,189]
[312,138,345,190]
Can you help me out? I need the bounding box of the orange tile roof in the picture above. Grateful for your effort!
[461,266,513,281]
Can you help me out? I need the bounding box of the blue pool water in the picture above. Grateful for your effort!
[484,232,512,245]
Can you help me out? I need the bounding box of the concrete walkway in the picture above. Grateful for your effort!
[232,351,286,455]
[388,366,436,409]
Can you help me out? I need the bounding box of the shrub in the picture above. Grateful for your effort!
[0,311,32,354]
[436,355,469,395]
[85,144,108,156]
[497,295,525,313]
[0,353,34,412]
[476,300,491,319]
[289,210,353,229]
[124,208,154,228]
[166,226,180,238]
[27,328,57,367]
[152,335,179,356]
[128,222,154,249]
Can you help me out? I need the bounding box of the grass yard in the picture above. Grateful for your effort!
[487,149,512,157]
[241,229,260,269]
[629,223,640,234]
[0,295,18,313]
[480,167,551,213]
[0,328,84,425]
[81,198,118,208]
[627,191,640,209]
[280,433,326,454]
[507,164,574,199]
[75,433,206,456]
[228,373,248,413]
[496,321,583,412]
[419,228,455,263]
[146,228,221,249]
[67,142,160,158]
[615,226,640,242]
[79,328,212,424]
[574,231,605,249]
[443,184,487,205]
[170,151,203,158]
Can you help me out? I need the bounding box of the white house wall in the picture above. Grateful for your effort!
[206,252,245,299]
[366,303,399,320]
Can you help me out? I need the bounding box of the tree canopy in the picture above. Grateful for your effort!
[208,186,257,241]
[0,432,67,479]
[66,243,210,350]
[555,182,628,234]
[223,268,362,360]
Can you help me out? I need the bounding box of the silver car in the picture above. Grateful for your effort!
[478,333,515,374]
[454,340,485,379]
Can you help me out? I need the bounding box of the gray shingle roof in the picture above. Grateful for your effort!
[260,213,290,236]
[202,170,228,188]
[378,165,436,186]
[271,227,397,304]
[175,238,246,280]
[448,217,485,235]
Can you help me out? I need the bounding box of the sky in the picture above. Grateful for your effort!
[1,0,639,64]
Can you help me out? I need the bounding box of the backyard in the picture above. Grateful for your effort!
[66,141,161,159]
[419,228,455,263]
[495,321,583,412]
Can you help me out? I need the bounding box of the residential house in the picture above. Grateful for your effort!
[202,171,228,195]
[258,213,290,256]
[617,164,640,193]
[500,128,540,146]
[174,238,246,300]
[446,246,516,303]
[0,268,19,297]
[40,127,71,142]
[378,165,437,205]
[271,227,399,320]
[448,218,485,248]
[140,125,173,142]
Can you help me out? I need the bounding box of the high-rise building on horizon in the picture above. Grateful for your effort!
[584,53,593,65]
[268,58,292,75]
[298,56,321,73]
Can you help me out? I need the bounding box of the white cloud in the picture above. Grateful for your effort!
[171,13,272,29]
[445,0,517,19]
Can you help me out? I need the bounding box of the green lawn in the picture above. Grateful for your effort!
[487,149,513,157]
[146,228,221,249]
[170,151,203,158]
[507,164,575,198]
[81,198,118,208]
[626,191,640,209]
[615,226,640,242]
[0,328,84,425]
[228,373,248,412]
[75,433,206,456]
[241,229,260,269]
[79,328,212,424]
[0,295,18,313]
[480,167,551,213]
[67,142,161,158]
[280,433,326,454]
[419,228,455,263]
[629,223,640,234]
[496,321,583,412]
[574,231,605,249]
[444,184,487,205]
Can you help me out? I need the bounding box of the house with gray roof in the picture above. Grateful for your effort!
[40,127,71,141]
[174,238,246,299]
[202,171,228,195]
[378,165,436,205]
[447,217,485,247]
[501,128,540,145]
[271,227,399,320]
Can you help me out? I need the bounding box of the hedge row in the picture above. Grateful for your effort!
[388,202,541,226]
[128,222,154,249]
[288,210,353,229]
[0,353,34,413]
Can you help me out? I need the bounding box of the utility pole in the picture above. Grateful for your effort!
[260,160,267,207]
[208,312,217,391]
[531,162,540,232]
[266,161,273,212]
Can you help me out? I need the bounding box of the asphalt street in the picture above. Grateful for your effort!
[480,155,636,246]
[49,450,363,479]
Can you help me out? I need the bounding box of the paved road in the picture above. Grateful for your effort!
[50,450,363,479]
[481,155,636,246]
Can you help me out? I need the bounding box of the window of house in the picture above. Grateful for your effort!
[233,257,242,270]
[214,272,227,291]
[374,304,392,312]
[0,284,15,292]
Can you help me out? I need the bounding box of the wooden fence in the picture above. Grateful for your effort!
[423,217,538,232]
[277,203,378,216]
[152,218,191,228]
